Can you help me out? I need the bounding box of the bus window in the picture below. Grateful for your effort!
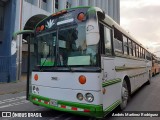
[37,32,56,66]
[123,36,128,55]
[146,51,151,60]
[114,28,123,53]
[128,39,133,56]
[104,27,112,55]
[132,42,136,57]
[136,44,139,58]
[139,47,141,58]
[141,48,144,59]
[143,49,145,59]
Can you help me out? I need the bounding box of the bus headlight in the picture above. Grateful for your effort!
[85,93,94,103]
[33,86,35,91]
[77,93,83,101]
[36,87,39,92]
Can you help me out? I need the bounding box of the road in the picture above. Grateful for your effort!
[0,74,160,120]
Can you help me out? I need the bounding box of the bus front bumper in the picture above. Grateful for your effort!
[29,94,103,118]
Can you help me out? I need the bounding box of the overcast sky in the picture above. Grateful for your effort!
[120,0,160,57]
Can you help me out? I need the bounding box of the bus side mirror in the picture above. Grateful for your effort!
[12,30,34,40]
[86,19,100,46]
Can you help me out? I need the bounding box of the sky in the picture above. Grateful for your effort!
[120,0,160,57]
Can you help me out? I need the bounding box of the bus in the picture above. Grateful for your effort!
[151,54,160,76]
[13,6,152,118]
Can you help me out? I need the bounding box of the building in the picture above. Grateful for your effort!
[0,0,17,82]
[0,0,120,82]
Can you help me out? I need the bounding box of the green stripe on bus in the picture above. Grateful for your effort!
[104,100,121,115]
[102,78,121,87]
[29,94,103,118]
[115,66,146,71]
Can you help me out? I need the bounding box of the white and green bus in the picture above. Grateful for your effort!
[14,6,152,118]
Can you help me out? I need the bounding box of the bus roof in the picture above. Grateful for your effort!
[35,6,91,29]
[103,13,150,52]
[34,6,151,53]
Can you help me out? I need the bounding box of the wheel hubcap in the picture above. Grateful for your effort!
[121,81,128,108]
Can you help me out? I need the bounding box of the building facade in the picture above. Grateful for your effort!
[0,0,17,82]
[0,0,120,82]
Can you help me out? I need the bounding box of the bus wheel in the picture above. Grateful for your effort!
[120,80,129,110]
[146,73,151,85]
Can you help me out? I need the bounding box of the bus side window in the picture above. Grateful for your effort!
[104,27,112,55]
[146,51,151,61]
[113,28,123,53]
[141,48,144,59]
[123,35,128,55]
[132,42,136,57]
[128,39,133,56]
[139,47,141,58]
[136,44,139,58]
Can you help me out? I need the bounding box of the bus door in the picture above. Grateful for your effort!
[101,57,121,110]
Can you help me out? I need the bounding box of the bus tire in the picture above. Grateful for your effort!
[120,80,129,110]
[146,73,151,85]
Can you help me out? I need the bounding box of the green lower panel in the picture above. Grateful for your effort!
[104,100,121,116]
[29,94,103,118]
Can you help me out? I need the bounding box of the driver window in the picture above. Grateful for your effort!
[104,26,112,55]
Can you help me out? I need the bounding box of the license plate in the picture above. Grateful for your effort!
[50,99,58,106]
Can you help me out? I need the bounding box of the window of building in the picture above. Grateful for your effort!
[79,0,82,6]
[123,36,128,55]
[0,4,4,30]
[66,2,71,8]
[104,26,112,55]
[41,0,47,11]
[25,0,33,4]
[88,0,92,6]
[55,0,58,9]
[43,0,47,3]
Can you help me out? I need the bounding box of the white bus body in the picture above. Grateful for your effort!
[14,6,152,118]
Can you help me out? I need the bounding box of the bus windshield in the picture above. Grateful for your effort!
[36,22,98,68]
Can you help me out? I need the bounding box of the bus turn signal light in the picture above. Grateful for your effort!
[79,75,86,84]
[40,25,45,31]
[77,12,85,21]
[34,74,38,81]
[36,27,40,32]
[52,10,67,17]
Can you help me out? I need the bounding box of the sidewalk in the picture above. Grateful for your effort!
[0,79,26,95]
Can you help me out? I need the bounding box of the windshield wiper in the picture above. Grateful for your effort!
[40,55,49,71]
[62,64,74,72]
